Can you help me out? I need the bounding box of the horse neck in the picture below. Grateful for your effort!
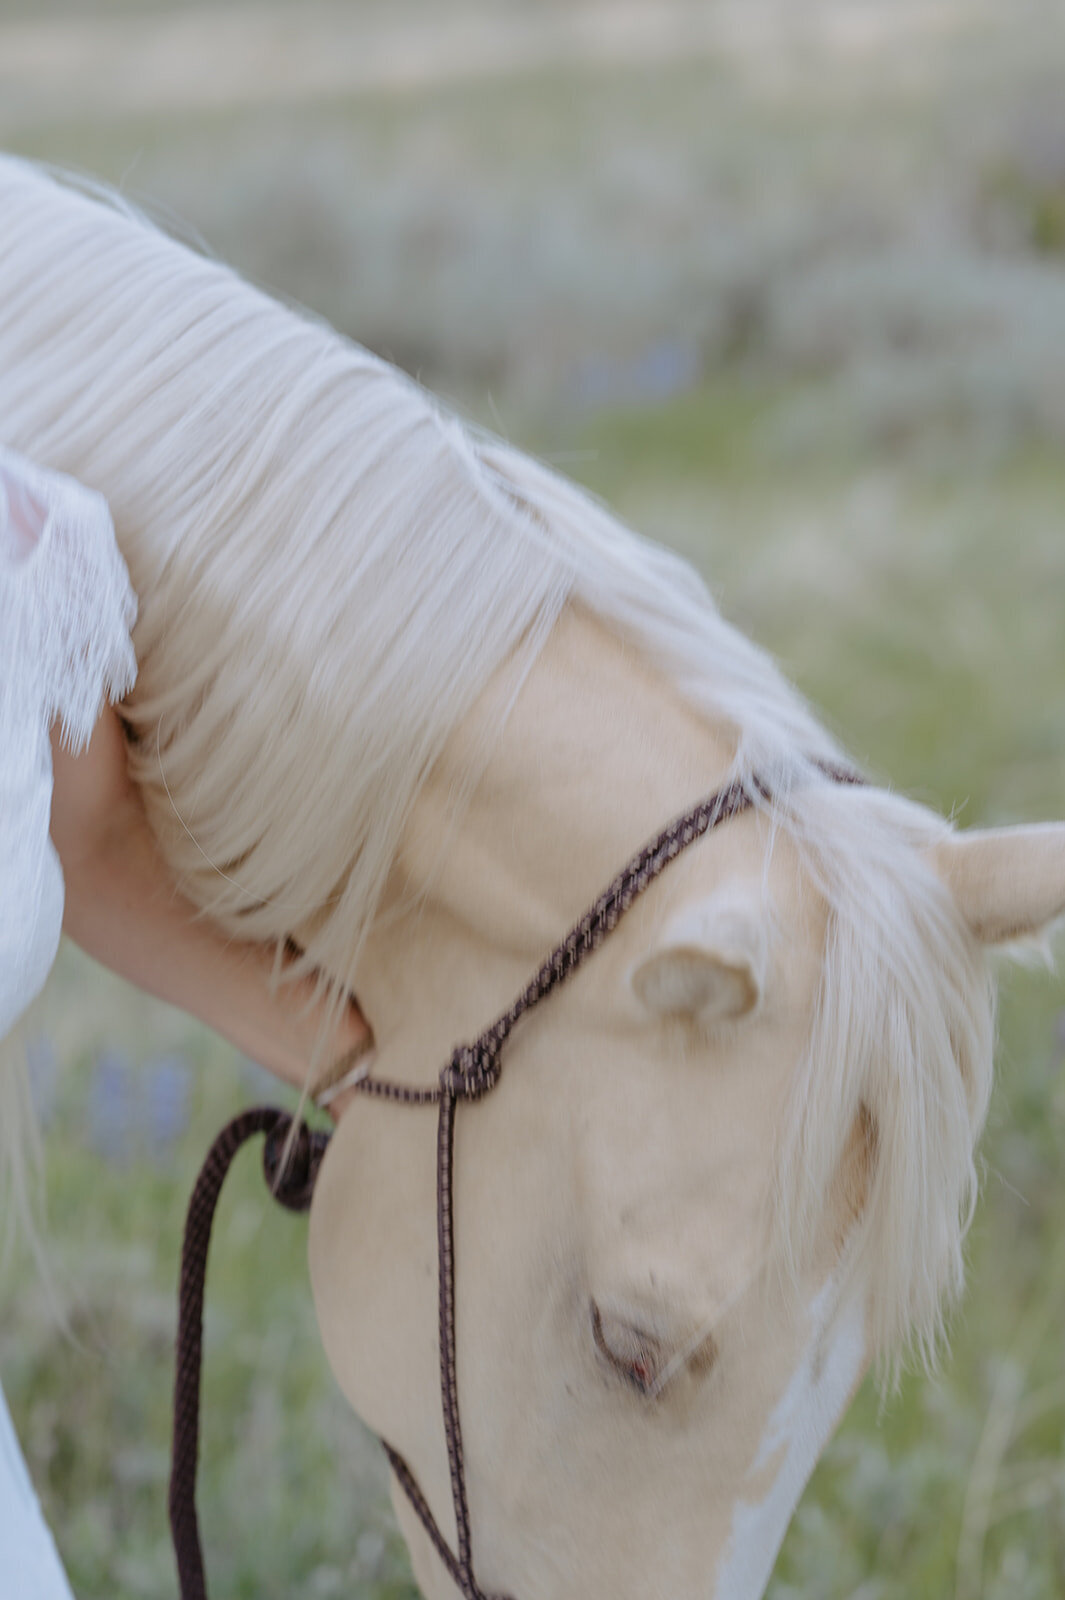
[354,605,735,1059]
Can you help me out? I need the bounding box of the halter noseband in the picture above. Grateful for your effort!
[169,767,860,1600]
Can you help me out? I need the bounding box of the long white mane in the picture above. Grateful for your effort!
[0,155,993,1371]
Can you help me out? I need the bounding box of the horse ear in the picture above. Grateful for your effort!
[631,887,767,1023]
[932,823,1065,946]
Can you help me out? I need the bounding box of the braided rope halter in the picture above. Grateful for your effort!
[170,768,860,1600]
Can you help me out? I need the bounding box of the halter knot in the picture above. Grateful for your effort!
[442,1037,503,1101]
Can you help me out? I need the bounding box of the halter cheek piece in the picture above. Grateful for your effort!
[169,768,860,1600]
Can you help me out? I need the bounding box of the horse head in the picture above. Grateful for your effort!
[307,611,1065,1600]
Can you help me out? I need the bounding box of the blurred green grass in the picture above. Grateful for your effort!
[3,3,1065,1596]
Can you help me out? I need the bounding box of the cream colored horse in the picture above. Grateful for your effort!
[2,157,1064,1600]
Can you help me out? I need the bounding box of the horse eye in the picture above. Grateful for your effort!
[590,1301,663,1397]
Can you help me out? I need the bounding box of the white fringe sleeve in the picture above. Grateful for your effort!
[0,446,137,747]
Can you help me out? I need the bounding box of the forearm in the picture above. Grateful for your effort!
[50,713,369,1094]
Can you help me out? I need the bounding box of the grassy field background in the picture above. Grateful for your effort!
[3,2,1065,1596]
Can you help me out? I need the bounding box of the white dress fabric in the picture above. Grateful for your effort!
[0,444,137,1598]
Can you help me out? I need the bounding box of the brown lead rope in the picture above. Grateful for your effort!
[170,767,862,1600]
[169,1108,330,1600]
